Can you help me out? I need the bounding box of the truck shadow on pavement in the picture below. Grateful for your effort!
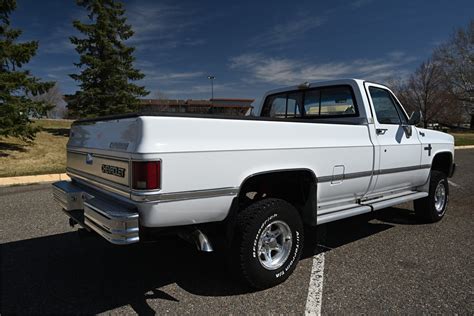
[1,206,415,315]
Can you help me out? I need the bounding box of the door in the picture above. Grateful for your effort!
[365,83,422,194]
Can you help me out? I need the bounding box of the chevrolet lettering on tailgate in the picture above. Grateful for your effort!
[101,164,126,178]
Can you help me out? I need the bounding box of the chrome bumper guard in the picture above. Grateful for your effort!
[52,181,84,211]
[52,181,139,245]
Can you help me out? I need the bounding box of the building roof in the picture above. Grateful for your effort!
[140,98,254,109]
[210,98,255,102]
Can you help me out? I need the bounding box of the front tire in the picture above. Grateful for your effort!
[233,198,304,289]
[414,170,449,223]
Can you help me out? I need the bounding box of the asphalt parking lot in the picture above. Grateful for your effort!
[1,149,473,315]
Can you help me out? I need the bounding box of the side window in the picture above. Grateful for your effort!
[391,95,408,124]
[267,95,287,118]
[262,92,302,118]
[369,87,404,124]
[287,92,302,118]
[320,87,356,116]
[303,90,320,115]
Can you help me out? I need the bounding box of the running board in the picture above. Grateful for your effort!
[317,191,428,225]
[317,205,372,225]
[367,191,428,211]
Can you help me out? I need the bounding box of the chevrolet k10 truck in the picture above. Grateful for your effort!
[53,79,455,289]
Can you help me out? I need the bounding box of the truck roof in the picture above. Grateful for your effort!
[262,78,366,97]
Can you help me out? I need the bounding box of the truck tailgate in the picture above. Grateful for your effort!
[68,116,140,153]
[67,116,141,189]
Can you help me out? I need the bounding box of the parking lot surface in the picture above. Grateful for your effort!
[1,149,473,314]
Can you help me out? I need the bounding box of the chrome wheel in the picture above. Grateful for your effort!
[434,181,446,214]
[257,220,292,270]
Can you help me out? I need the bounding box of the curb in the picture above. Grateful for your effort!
[455,145,474,149]
[0,173,70,187]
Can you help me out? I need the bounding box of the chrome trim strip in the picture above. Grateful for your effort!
[375,164,431,175]
[130,187,240,202]
[67,167,130,197]
[67,149,129,162]
[65,170,238,203]
[317,165,431,183]
[344,170,374,180]
[361,189,420,204]
[316,175,332,183]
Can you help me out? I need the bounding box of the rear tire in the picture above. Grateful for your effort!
[414,170,448,223]
[232,198,304,289]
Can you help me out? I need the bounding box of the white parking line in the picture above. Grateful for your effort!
[448,180,460,188]
[305,251,325,315]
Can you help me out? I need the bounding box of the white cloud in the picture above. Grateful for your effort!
[38,10,87,55]
[249,15,327,48]
[229,52,416,85]
[147,71,205,81]
[125,3,205,48]
[40,39,75,54]
[126,3,180,42]
[248,1,378,49]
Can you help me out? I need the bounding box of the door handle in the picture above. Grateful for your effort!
[376,128,388,135]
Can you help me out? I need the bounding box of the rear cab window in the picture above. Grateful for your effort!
[261,85,358,119]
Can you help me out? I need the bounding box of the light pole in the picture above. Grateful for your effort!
[207,75,215,100]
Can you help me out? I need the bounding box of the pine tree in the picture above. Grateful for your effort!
[69,0,149,118]
[0,0,54,140]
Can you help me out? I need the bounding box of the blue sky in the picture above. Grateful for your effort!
[11,0,474,107]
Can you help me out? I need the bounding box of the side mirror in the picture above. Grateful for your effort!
[408,110,422,126]
[402,124,412,137]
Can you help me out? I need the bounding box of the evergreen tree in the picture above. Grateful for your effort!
[69,0,148,117]
[0,0,54,140]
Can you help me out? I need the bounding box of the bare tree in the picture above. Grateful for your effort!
[142,90,171,113]
[153,90,169,100]
[30,83,67,118]
[394,60,462,128]
[433,20,474,127]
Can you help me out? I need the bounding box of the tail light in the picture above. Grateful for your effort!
[132,161,161,190]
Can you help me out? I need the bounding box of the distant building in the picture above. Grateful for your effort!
[140,98,254,116]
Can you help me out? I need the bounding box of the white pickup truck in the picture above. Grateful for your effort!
[53,79,455,289]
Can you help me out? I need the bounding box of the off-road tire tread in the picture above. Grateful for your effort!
[414,170,448,223]
[234,198,303,289]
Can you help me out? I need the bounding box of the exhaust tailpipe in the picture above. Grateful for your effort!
[179,229,214,252]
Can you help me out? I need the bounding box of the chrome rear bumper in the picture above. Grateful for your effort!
[52,181,84,211]
[52,181,139,245]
